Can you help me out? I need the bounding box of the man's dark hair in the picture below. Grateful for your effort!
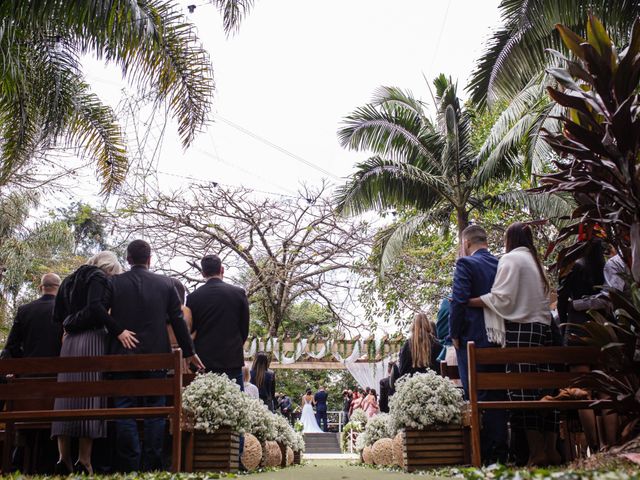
[127,239,151,265]
[201,254,222,276]
[461,225,488,245]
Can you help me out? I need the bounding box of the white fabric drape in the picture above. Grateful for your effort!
[343,358,390,390]
[243,338,394,388]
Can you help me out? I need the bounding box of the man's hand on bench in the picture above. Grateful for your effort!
[186,354,205,372]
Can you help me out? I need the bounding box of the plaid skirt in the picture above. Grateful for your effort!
[505,321,559,432]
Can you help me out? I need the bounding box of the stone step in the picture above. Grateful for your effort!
[304,432,341,454]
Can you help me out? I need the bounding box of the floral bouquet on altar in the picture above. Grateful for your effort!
[389,371,464,430]
[182,373,250,434]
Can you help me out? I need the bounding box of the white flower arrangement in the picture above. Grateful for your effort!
[354,430,369,452]
[182,373,250,434]
[340,420,364,452]
[243,396,278,442]
[362,413,396,446]
[349,408,368,425]
[389,371,464,430]
[291,431,305,453]
[273,412,297,448]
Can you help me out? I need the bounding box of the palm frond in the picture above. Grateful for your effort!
[468,0,640,105]
[378,209,451,274]
[490,189,574,221]
[66,89,128,196]
[338,103,442,166]
[334,156,447,216]
[209,0,255,35]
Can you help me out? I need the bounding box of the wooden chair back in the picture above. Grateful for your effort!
[0,351,183,472]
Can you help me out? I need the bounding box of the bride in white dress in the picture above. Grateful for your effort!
[300,389,323,433]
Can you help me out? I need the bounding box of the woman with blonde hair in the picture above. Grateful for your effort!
[51,251,137,475]
[397,312,442,378]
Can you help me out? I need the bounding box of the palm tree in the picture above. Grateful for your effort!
[0,0,252,195]
[467,0,639,107]
[336,75,531,267]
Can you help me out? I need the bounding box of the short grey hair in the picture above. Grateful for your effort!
[87,251,123,276]
[462,225,488,245]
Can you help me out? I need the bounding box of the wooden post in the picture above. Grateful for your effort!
[172,349,183,472]
[2,422,14,473]
[467,342,482,467]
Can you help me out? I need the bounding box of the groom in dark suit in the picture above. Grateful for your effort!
[109,240,204,472]
[449,225,506,464]
[314,386,328,432]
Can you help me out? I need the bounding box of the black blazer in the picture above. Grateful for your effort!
[379,377,391,413]
[108,266,194,357]
[251,369,276,410]
[4,295,61,358]
[397,338,442,378]
[186,278,249,372]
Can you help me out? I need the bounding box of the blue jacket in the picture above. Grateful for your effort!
[449,248,498,347]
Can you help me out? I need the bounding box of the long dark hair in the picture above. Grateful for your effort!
[504,222,550,293]
[252,352,270,388]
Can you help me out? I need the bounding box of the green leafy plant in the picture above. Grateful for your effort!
[535,15,640,445]
[536,15,640,280]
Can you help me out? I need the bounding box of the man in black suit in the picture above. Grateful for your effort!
[4,273,62,359]
[314,386,329,432]
[109,240,203,472]
[187,254,250,464]
[3,273,62,473]
[186,254,249,384]
[378,361,397,413]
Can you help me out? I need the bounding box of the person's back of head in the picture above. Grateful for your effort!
[88,251,123,276]
[504,222,549,293]
[461,225,488,256]
[201,254,223,279]
[242,365,250,384]
[40,273,61,296]
[252,351,269,388]
[410,312,434,369]
[578,238,606,286]
[127,239,151,267]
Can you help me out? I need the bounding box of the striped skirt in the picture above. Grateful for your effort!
[50,328,108,439]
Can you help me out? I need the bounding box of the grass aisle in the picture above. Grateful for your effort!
[242,460,441,480]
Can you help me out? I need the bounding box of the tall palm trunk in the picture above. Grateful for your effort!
[456,208,470,255]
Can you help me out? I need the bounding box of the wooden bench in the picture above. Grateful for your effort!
[467,341,611,467]
[0,351,183,473]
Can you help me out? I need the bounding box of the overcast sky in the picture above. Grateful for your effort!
[77,0,502,201]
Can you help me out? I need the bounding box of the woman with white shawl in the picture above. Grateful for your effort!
[468,222,560,466]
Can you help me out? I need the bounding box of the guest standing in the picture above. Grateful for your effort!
[378,361,396,413]
[449,225,507,464]
[109,240,203,472]
[250,352,276,410]
[363,389,379,418]
[52,253,137,475]
[4,273,62,473]
[398,314,441,377]
[470,222,560,466]
[187,254,249,384]
[557,239,606,345]
[4,273,62,359]
[341,390,352,424]
[243,366,259,399]
[314,386,329,431]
